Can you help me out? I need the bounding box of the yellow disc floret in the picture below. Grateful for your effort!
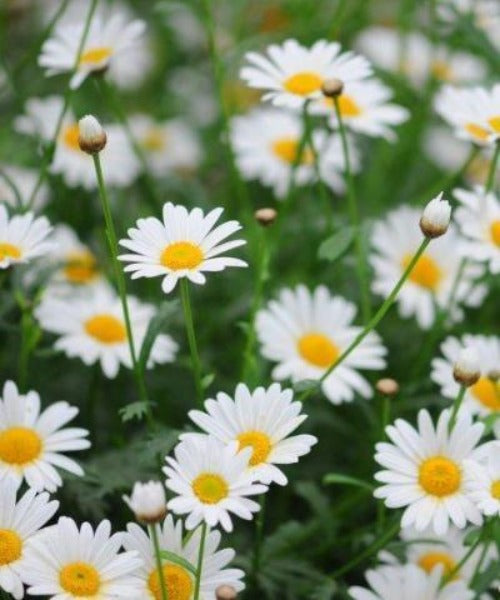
[238,431,272,466]
[161,242,203,271]
[284,72,323,96]
[0,427,42,465]
[402,253,443,291]
[0,529,22,566]
[192,473,229,504]
[84,314,127,344]
[148,564,193,600]
[418,456,461,497]
[59,562,100,596]
[298,333,339,368]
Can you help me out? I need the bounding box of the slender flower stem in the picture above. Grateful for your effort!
[448,385,466,433]
[300,237,431,402]
[251,495,266,590]
[0,169,23,210]
[179,279,204,407]
[149,524,168,600]
[485,141,500,193]
[376,393,391,531]
[444,529,485,584]
[92,154,154,428]
[193,522,207,600]
[333,97,371,323]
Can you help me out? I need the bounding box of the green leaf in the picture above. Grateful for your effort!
[159,550,197,575]
[323,473,375,492]
[318,227,355,263]
[119,401,151,423]
[138,300,179,373]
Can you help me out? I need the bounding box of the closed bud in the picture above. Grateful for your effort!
[321,78,344,98]
[78,115,107,154]
[255,207,277,227]
[419,192,451,238]
[375,378,399,396]
[216,585,237,600]
[123,481,167,524]
[453,347,481,387]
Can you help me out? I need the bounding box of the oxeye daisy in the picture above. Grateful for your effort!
[438,0,500,50]
[0,165,48,211]
[184,383,317,486]
[122,515,245,599]
[374,409,485,534]
[0,205,53,270]
[35,283,178,378]
[464,443,500,517]
[119,202,247,294]
[349,564,474,600]
[14,96,140,189]
[256,285,387,405]
[240,39,372,110]
[20,517,143,599]
[370,205,486,329]
[0,380,90,492]
[163,435,267,532]
[230,107,359,198]
[0,478,59,599]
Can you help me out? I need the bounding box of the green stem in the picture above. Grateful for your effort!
[448,385,466,433]
[300,237,431,402]
[179,279,204,407]
[193,522,207,600]
[376,394,391,531]
[17,299,32,392]
[0,168,23,211]
[149,524,168,600]
[333,96,371,323]
[485,142,500,193]
[251,495,266,590]
[471,539,491,587]
[444,529,485,584]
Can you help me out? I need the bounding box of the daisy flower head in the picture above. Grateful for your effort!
[0,478,59,599]
[164,434,267,532]
[35,283,178,378]
[123,515,245,599]
[119,202,247,294]
[230,107,360,198]
[464,442,500,517]
[370,205,486,329]
[374,408,485,535]
[0,165,48,211]
[256,285,387,405]
[0,380,90,492]
[21,517,143,599]
[184,382,318,486]
[349,563,474,600]
[454,186,500,274]
[240,39,372,110]
[0,205,53,270]
[14,96,139,189]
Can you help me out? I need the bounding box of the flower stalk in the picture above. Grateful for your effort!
[149,524,169,600]
[179,279,204,407]
[193,522,207,600]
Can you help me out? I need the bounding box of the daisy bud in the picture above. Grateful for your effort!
[321,78,344,98]
[255,207,277,227]
[419,192,451,238]
[216,585,237,600]
[123,481,167,524]
[453,347,481,387]
[78,115,107,154]
[376,378,399,396]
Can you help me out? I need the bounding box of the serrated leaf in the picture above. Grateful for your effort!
[323,473,374,492]
[119,401,151,423]
[138,300,178,373]
[318,227,355,262]
[159,550,197,575]
[293,379,318,393]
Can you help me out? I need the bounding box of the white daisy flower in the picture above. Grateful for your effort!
[349,563,474,600]
[184,382,317,486]
[230,107,359,198]
[14,95,140,189]
[0,478,59,599]
[129,115,201,177]
[20,517,143,599]
[0,165,48,211]
[256,285,387,405]
[454,186,500,274]
[370,205,486,329]
[0,205,53,270]
[374,408,485,534]
[240,39,372,110]
[0,380,90,492]
[164,434,267,532]
[119,202,247,294]
[35,283,178,379]
[464,443,500,516]
[311,78,409,142]
[431,334,500,436]
[122,515,245,599]
[435,85,500,147]
[39,8,146,89]
[438,0,500,50]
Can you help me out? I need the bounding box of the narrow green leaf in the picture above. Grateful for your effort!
[318,227,355,262]
[293,379,318,393]
[323,473,375,492]
[159,550,197,575]
[201,372,215,390]
[138,300,178,373]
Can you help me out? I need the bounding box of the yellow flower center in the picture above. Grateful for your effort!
[430,60,453,81]
[465,122,490,142]
[336,94,363,117]
[471,377,500,411]
[0,242,21,261]
[79,46,112,66]
[142,128,166,152]
[487,116,500,133]
[490,220,500,247]
[238,431,272,466]
[0,529,22,566]
[62,123,82,151]
[298,333,339,368]
[271,137,314,165]
[284,71,323,96]
[148,564,193,600]
[402,253,442,291]
[84,314,127,344]
[418,551,456,577]
[192,473,229,504]
[490,480,500,500]
[418,456,461,497]
[59,562,100,597]
[160,241,203,271]
[64,251,98,284]
[0,427,42,465]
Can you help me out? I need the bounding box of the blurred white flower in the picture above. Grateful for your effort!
[0,165,48,211]
[465,442,500,517]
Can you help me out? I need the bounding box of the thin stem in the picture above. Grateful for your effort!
[251,494,266,589]
[179,279,204,407]
[376,394,391,531]
[485,142,500,193]
[333,96,371,323]
[300,237,431,402]
[448,385,466,433]
[444,529,485,583]
[193,522,207,600]
[149,524,168,600]
[0,169,23,210]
